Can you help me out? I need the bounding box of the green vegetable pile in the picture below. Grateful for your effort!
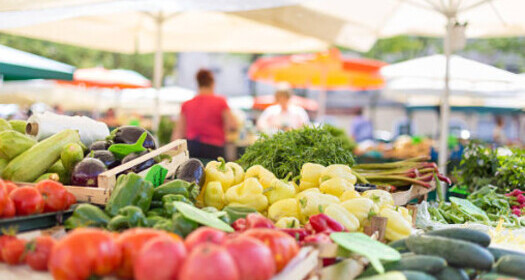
[238,126,355,178]
[454,142,525,193]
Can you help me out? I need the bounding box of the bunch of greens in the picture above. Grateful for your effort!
[467,185,512,220]
[454,142,525,192]
[238,125,355,178]
[324,124,357,152]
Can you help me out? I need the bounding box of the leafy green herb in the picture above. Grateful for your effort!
[238,126,355,178]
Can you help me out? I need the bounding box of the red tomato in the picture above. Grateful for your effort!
[179,243,239,280]
[134,236,187,280]
[184,227,227,252]
[2,198,15,218]
[116,228,172,279]
[3,181,16,195]
[64,192,77,209]
[2,238,27,265]
[0,233,17,262]
[0,180,8,216]
[243,228,299,272]
[10,187,44,216]
[245,213,275,229]
[49,228,122,280]
[35,180,68,212]
[224,236,276,280]
[26,236,56,271]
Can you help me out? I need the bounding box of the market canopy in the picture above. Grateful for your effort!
[0,44,75,81]
[57,67,151,89]
[0,0,110,12]
[381,54,523,99]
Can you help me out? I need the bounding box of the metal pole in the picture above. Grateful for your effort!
[152,12,164,133]
[438,17,453,174]
[316,66,328,122]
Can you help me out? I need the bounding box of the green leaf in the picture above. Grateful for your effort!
[449,197,489,219]
[330,232,401,274]
[108,132,148,159]
[172,201,234,232]
[145,164,168,187]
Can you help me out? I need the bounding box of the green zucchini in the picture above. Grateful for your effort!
[406,235,494,271]
[495,255,525,279]
[401,271,436,280]
[8,120,27,134]
[360,255,447,277]
[2,129,81,182]
[489,247,525,261]
[479,273,521,280]
[0,130,37,160]
[425,228,491,247]
[435,267,468,280]
[34,173,60,183]
[47,160,69,184]
[61,143,84,174]
[389,238,410,253]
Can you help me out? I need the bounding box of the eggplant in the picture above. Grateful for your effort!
[121,151,155,174]
[355,183,378,192]
[112,126,157,150]
[175,158,205,187]
[71,158,107,187]
[91,150,120,169]
[89,140,113,151]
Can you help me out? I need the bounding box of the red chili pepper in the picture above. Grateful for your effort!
[302,233,332,245]
[279,228,309,242]
[232,218,247,232]
[245,213,275,229]
[308,214,345,233]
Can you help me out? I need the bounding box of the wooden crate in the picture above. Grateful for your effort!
[392,181,436,206]
[16,140,189,205]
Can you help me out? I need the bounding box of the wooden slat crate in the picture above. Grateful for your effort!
[392,181,436,206]
[16,139,189,205]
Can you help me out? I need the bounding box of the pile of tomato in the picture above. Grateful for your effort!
[0,180,76,218]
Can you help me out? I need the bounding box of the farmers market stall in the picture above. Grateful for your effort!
[0,114,524,280]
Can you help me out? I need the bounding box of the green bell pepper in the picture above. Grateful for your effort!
[172,213,199,237]
[107,206,148,231]
[147,207,166,217]
[223,205,257,223]
[64,203,111,229]
[105,173,154,217]
[202,207,231,224]
[153,179,191,201]
[146,216,167,227]
[153,218,176,232]
[163,194,193,216]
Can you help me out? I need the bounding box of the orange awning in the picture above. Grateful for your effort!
[56,67,151,89]
[249,49,386,91]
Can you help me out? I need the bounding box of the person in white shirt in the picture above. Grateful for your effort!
[257,83,310,134]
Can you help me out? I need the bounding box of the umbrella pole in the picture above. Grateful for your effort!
[152,12,164,133]
[438,18,453,175]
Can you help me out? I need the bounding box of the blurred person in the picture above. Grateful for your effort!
[101,108,119,129]
[256,83,309,134]
[172,69,237,159]
[493,115,507,145]
[350,108,373,142]
[53,105,64,115]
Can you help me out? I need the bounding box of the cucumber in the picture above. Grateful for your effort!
[425,228,491,247]
[435,267,468,280]
[8,120,27,134]
[47,160,69,184]
[401,271,436,280]
[406,235,494,271]
[489,247,525,261]
[495,255,525,279]
[479,273,521,280]
[61,143,84,173]
[0,130,37,160]
[360,255,447,277]
[2,129,81,182]
[390,238,410,253]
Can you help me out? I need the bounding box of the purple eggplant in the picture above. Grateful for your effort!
[121,151,155,174]
[112,126,157,150]
[175,158,205,187]
[89,140,113,151]
[91,150,120,169]
[71,158,107,187]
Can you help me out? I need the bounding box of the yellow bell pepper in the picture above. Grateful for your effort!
[298,163,325,191]
[226,162,245,185]
[245,165,276,190]
[340,190,361,201]
[319,164,357,185]
[204,158,235,191]
[379,207,412,242]
[324,204,360,232]
[203,181,226,210]
[268,198,300,222]
[275,217,301,229]
[397,206,413,224]
[225,177,268,212]
[340,198,377,224]
[319,177,354,197]
[295,187,321,200]
[362,189,395,209]
[297,190,340,223]
[264,175,297,205]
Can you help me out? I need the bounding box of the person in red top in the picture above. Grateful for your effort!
[172,69,237,159]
